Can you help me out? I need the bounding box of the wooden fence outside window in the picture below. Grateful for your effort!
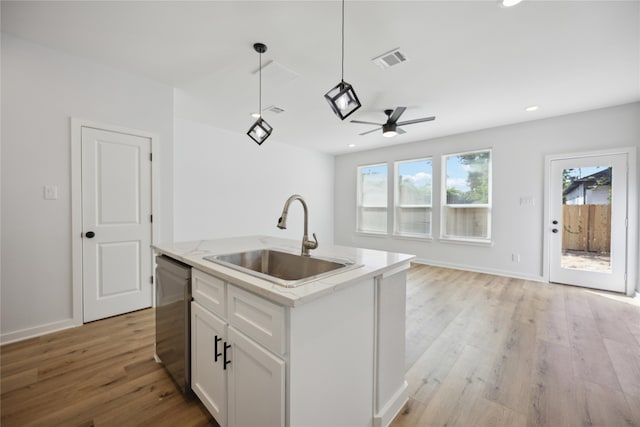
[562,204,611,253]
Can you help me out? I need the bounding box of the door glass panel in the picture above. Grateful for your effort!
[560,165,612,272]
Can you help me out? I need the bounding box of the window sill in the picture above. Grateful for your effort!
[355,231,388,238]
[439,237,494,247]
[392,233,433,242]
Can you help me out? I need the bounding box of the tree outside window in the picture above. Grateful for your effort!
[442,150,492,241]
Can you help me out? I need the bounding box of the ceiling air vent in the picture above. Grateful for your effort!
[264,105,285,114]
[371,48,408,69]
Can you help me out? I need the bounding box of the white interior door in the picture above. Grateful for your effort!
[82,126,152,322]
[549,153,628,293]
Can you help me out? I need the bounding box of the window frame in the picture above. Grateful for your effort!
[356,162,389,235]
[393,157,433,238]
[441,148,493,243]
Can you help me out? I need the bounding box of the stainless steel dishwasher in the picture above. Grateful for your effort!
[155,255,192,395]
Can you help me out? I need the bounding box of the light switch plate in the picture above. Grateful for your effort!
[519,196,534,206]
[44,185,58,200]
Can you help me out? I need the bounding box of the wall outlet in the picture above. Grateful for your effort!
[44,185,58,200]
[512,253,521,263]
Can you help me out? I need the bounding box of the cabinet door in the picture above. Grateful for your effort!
[192,301,227,426]
[227,326,285,427]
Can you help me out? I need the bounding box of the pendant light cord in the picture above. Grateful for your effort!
[259,49,262,117]
[341,0,345,82]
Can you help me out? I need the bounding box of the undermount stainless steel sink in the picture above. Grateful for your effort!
[203,249,360,287]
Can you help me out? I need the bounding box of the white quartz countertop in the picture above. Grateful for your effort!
[152,235,414,307]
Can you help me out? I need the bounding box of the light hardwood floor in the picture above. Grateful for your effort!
[1,265,639,426]
[392,264,640,427]
[0,308,217,427]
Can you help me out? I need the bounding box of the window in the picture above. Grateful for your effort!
[395,158,432,237]
[357,163,388,233]
[442,150,492,241]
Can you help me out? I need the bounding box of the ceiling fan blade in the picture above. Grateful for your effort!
[396,127,407,135]
[359,127,382,136]
[397,116,436,126]
[351,120,384,126]
[388,107,407,123]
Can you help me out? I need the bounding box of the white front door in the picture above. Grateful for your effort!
[81,126,152,322]
[549,153,628,293]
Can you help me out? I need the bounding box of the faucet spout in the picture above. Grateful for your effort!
[276,194,318,256]
[277,213,288,229]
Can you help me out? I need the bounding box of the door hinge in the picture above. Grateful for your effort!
[150,214,153,223]
[149,153,152,161]
[150,275,154,284]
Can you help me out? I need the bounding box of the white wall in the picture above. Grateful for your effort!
[173,90,335,245]
[1,34,174,341]
[334,103,640,290]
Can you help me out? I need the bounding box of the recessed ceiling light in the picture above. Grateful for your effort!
[499,0,524,7]
[250,112,261,118]
[348,144,356,148]
[525,105,539,112]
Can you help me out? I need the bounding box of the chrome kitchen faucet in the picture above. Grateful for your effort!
[277,194,318,256]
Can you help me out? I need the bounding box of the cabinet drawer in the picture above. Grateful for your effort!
[192,269,226,318]
[227,285,285,355]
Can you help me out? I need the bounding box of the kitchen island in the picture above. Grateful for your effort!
[153,235,414,427]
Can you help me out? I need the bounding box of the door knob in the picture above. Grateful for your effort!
[85,231,95,238]
[552,229,558,233]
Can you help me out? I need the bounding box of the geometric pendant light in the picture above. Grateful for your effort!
[324,0,362,120]
[247,42,273,145]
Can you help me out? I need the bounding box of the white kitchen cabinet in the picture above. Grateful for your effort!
[373,267,409,427]
[191,269,285,427]
[190,264,408,427]
[227,326,285,427]
[191,301,227,425]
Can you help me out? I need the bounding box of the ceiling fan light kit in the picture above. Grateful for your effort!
[382,123,397,138]
[247,42,273,145]
[325,0,362,120]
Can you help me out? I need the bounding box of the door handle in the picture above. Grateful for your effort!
[85,231,95,238]
[214,335,222,362]
[223,343,231,370]
[552,229,559,233]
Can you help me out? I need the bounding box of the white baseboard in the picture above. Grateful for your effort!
[374,381,409,427]
[412,258,546,283]
[0,318,78,345]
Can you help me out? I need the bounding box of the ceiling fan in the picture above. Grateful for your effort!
[350,107,435,137]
